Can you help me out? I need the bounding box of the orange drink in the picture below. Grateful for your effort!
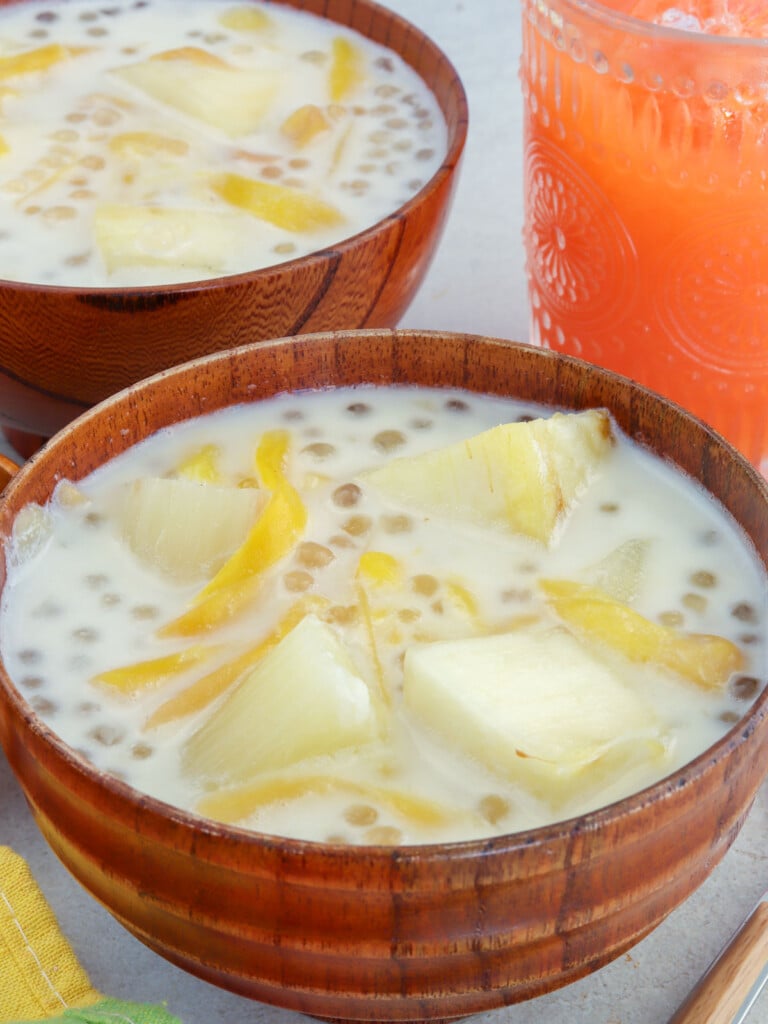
[522,0,768,472]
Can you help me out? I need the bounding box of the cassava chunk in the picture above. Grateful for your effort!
[182,614,378,782]
[403,626,665,804]
[113,51,278,135]
[118,476,265,583]
[94,204,243,275]
[361,409,614,545]
[540,578,744,689]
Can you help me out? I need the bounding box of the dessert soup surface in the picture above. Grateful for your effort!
[1,386,765,845]
[0,0,446,285]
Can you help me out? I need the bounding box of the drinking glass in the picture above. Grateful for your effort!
[521,0,768,472]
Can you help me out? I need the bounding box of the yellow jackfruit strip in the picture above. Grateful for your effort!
[355,582,391,709]
[146,597,327,728]
[281,104,330,147]
[0,134,7,157]
[197,772,476,829]
[328,36,365,102]
[150,46,231,68]
[109,131,190,159]
[356,551,403,586]
[156,572,263,638]
[92,644,216,694]
[175,443,221,483]
[193,430,307,600]
[540,578,744,689]
[0,44,91,81]
[210,172,345,232]
[218,6,273,33]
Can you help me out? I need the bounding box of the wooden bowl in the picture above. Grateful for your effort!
[0,329,766,1022]
[0,0,467,445]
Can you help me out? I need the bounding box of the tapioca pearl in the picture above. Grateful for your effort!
[87,25,109,36]
[326,604,359,626]
[89,723,125,746]
[732,602,758,624]
[342,514,372,537]
[131,604,159,621]
[17,648,43,665]
[100,592,121,607]
[203,31,226,44]
[30,696,57,715]
[282,407,303,422]
[24,206,43,217]
[296,541,335,569]
[66,112,88,124]
[302,442,336,460]
[344,803,378,827]
[35,9,59,21]
[373,429,406,453]
[131,742,154,760]
[283,570,313,593]
[20,675,45,690]
[659,610,684,627]
[79,154,106,171]
[430,600,444,615]
[478,793,511,826]
[77,701,101,714]
[368,130,392,145]
[397,608,420,624]
[346,401,371,416]
[84,510,106,527]
[411,574,438,598]
[357,163,376,175]
[273,242,297,256]
[65,252,93,270]
[29,28,49,39]
[501,587,532,604]
[599,502,620,514]
[366,146,388,160]
[364,825,402,845]
[375,55,395,73]
[739,633,761,646]
[288,157,310,170]
[409,416,432,430]
[301,49,326,65]
[341,179,369,196]
[699,529,720,546]
[85,573,109,589]
[719,710,740,725]
[325,832,349,844]
[380,513,412,534]
[394,139,413,152]
[92,106,121,125]
[79,9,99,20]
[283,177,305,189]
[690,570,717,588]
[73,626,98,643]
[332,483,362,508]
[32,600,63,619]
[682,592,707,613]
[730,675,761,701]
[415,147,436,162]
[69,189,96,201]
[329,533,355,550]
[445,398,469,412]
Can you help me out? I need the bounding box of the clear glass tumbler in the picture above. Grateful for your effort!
[521,0,768,472]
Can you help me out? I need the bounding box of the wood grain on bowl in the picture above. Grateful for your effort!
[0,330,766,1022]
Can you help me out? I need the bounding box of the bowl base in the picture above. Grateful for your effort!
[2,427,47,460]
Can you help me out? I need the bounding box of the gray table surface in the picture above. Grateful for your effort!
[2,2,767,1022]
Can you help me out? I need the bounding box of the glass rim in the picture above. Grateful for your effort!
[552,0,768,48]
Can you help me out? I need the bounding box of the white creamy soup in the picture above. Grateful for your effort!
[1,387,766,845]
[0,0,446,286]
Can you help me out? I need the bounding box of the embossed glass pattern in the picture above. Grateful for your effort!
[522,0,768,472]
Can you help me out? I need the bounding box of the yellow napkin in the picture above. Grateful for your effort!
[0,847,182,1024]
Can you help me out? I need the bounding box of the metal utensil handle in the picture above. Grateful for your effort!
[668,899,768,1024]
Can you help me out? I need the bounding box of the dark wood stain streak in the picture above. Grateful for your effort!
[77,290,193,313]
[288,252,342,334]
[361,216,405,326]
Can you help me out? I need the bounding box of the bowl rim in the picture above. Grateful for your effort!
[1,328,766,863]
[0,0,469,295]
